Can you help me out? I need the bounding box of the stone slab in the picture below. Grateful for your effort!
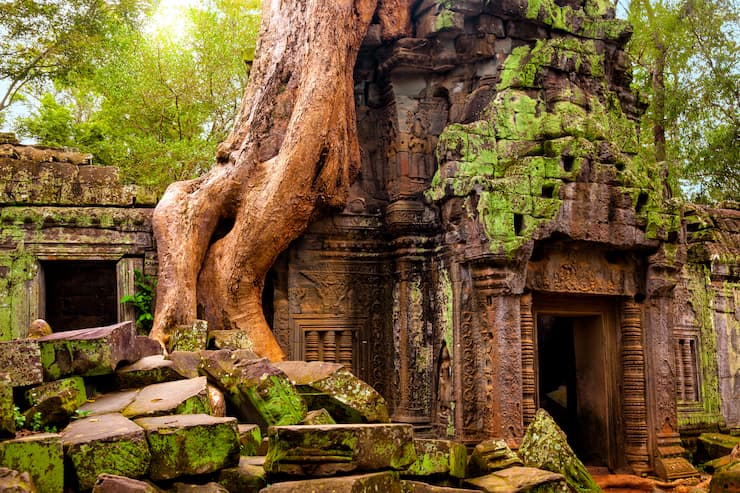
[93,474,162,493]
[23,376,87,427]
[170,483,229,493]
[0,433,63,493]
[0,467,38,493]
[275,361,389,424]
[238,424,262,456]
[401,480,480,493]
[302,408,337,425]
[116,355,182,389]
[260,471,403,492]
[38,322,137,380]
[62,413,151,490]
[264,423,416,476]
[168,320,208,353]
[0,340,43,386]
[122,376,210,418]
[465,467,570,492]
[710,461,740,493]
[218,457,267,492]
[468,439,523,476]
[78,389,140,416]
[134,414,240,481]
[168,351,203,379]
[403,438,467,479]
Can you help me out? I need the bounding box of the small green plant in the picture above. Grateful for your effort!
[12,406,25,429]
[28,412,43,432]
[72,409,91,420]
[121,269,157,333]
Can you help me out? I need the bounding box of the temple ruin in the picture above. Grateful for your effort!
[1,0,739,482]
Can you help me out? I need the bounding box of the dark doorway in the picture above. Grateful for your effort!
[537,314,609,466]
[43,261,118,331]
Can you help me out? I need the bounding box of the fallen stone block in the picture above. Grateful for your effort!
[275,361,389,423]
[0,433,63,493]
[170,482,229,493]
[122,376,210,418]
[261,471,403,492]
[468,438,523,476]
[238,424,262,456]
[465,466,571,492]
[710,461,740,493]
[0,378,15,437]
[116,355,183,389]
[168,351,203,379]
[135,414,240,481]
[264,423,416,476]
[78,389,139,416]
[218,457,266,492]
[62,413,151,490]
[0,467,38,493]
[208,330,259,351]
[201,354,306,428]
[698,433,740,464]
[403,438,467,479]
[38,322,138,380]
[168,320,208,353]
[302,408,336,425]
[92,474,162,493]
[23,376,87,427]
[134,336,164,360]
[402,480,480,493]
[0,340,43,386]
[519,409,603,493]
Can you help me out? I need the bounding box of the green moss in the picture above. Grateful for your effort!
[241,374,307,426]
[0,433,64,493]
[0,250,38,340]
[435,9,456,31]
[69,435,151,490]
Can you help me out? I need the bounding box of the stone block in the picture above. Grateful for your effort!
[0,340,43,386]
[465,466,571,492]
[78,389,139,416]
[38,322,137,380]
[134,336,165,360]
[201,354,306,428]
[697,433,740,463]
[301,408,336,425]
[218,457,266,492]
[23,376,87,427]
[275,361,388,423]
[116,355,182,389]
[264,423,416,476]
[0,379,15,437]
[123,377,210,418]
[710,462,740,493]
[403,438,467,479]
[168,351,203,379]
[92,474,162,493]
[468,439,523,476]
[170,483,229,493]
[402,480,480,493]
[0,467,38,493]
[0,433,64,493]
[260,471,403,493]
[208,330,259,351]
[62,413,151,490]
[135,414,240,481]
[238,424,262,456]
[168,320,208,353]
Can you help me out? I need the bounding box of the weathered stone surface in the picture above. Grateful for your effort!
[260,471,404,493]
[401,480,480,493]
[0,340,43,386]
[468,439,523,476]
[168,351,203,379]
[134,414,240,481]
[38,322,138,380]
[519,409,603,493]
[0,467,38,493]
[78,389,140,416]
[208,330,259,351]
[0,433,63,493]
[302,408,337,425]
[116,355,182,389]
[92,474,162,493]
[238,424,262,456]
[62,413,150,490]
[23,376,87,427]
[698,433,740,463]
[0,379,15,437]
[465,466,571,492]
[134,336,164,360]
[710,462,740,493]
[170,482,229,493]
[201,354,306,428]
[274,361,389,423]
[218,457,266,492]
[208,384,226,417]
[403,438,466,479]
[123,376,210,418]
[168,320,208,353]
[264,423,416,476]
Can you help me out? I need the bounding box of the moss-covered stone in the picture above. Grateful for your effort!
[62,413,151,490]
[264,423,416,477]
[207,330,257,351]
[238,424,262,456]
[134,414,240,481]
[698,433,740,463]
[0,433,63,493]
[465,466,571,492]
[261,471,403,493]
[0,340,43,386]
[709,461,740,493]
[218,457,267,493]
[123,376,211,419]
[403,438,467,479]
[0,467,38,492]
[168,320,208,353]
[77,389,140,416]
[302,408,337,425]
[519,409,602,493]
[468,439,524,477]
[0,379,15,437]
[116,355,183,389]
[23,376,87,427]
[92,474,162,493]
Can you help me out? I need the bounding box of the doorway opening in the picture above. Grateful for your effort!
[537,313,610,467]
[43,260,118,331]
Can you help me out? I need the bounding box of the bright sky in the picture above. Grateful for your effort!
[144,0,198,38]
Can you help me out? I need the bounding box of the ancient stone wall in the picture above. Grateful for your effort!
[0,133,157,338]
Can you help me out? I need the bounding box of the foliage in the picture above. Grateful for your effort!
[11,0,260,192]
[120,269,157,333]
[0,0,148,114]
[12,405,24,429]
[627,0,739,203]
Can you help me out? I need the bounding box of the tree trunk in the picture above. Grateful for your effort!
[149,0,391,361]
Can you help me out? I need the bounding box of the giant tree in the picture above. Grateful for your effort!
[149,0,412,360]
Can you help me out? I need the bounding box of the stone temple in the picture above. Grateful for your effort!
[1,0,738,481]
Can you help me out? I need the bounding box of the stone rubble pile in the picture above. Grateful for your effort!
[0,320,716,492]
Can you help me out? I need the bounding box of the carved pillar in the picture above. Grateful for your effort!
[472,264,524,445]
[520,292,536,428]
[645,260,698,480]
[620,299,650,475]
